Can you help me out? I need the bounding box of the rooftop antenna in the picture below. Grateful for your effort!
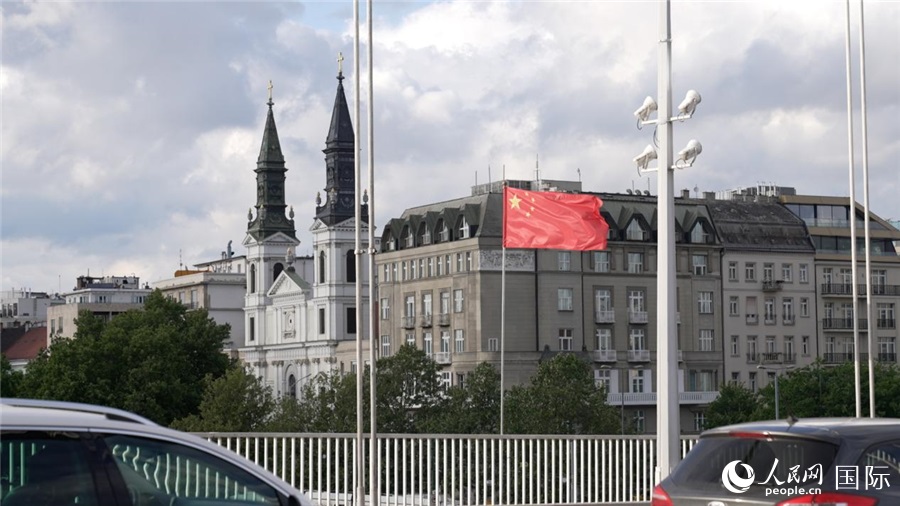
[179,249,183,269]
[577,168,581,182]
[488,164,492,191]
[534,154,541,190]
[693,185,700,198]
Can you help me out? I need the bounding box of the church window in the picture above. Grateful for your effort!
[318,251,326,284]
[346,250,356,282]
[318,308,326,334]
[288,374,297,398]
[273,262,284,281]
[249,264,257,294]
[347,307,357,334]
[249,316,255,341]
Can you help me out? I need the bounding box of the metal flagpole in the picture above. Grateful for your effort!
[500,245,506,435]
[844,0,862,418]
[857,0,874,418]
[352,0,366,504]
[366,0,379,499]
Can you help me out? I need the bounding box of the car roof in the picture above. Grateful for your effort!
[702,417,900,445]
[1,398,159,426]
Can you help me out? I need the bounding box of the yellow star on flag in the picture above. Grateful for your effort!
[509,194,522,209]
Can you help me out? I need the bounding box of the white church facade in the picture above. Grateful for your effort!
[238,70,375,397]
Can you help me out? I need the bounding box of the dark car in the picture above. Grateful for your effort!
[0,398,314,506]
[652,417,900,506]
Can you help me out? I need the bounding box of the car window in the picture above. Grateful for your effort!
[104,434,282,506]
[856,440,900,492]
[669,435,839,495]
[1,432,100,506]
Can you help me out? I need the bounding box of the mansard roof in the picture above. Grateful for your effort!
[705,199,814,252]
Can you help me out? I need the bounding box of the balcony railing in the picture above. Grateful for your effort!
[877,353,897,363]
[592,349,617,362]
[437,313,450,326]
[594,310,615,324]
[627,349,650,362]
[746,314,758,325]
[822,283,900,296]
[628,310,648,324]
[606,391,718,406]
[762,280,783,292]
[433,351,451,365]
[420,314,432,328]
[757,352,796,365]
[822,318,868,330]
[401,316,416,329]
[823,352,856,364]
[877,318,896,330]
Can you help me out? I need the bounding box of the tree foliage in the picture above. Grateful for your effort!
[423,362,501,434]
[504,353,619,434]
[18,290,232,425]
[703,381,761,429]
[1,355,25,398]
[172,365,275,432]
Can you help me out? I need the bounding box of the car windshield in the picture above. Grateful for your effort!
[669,435,839,496]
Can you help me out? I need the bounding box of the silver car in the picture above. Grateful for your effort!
[0,398,315,506]
[653,417,900,506]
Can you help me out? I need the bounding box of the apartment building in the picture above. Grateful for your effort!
[46,275,151,342]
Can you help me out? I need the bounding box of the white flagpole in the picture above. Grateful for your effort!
[857,0,874,418]
[353,0,365,504]
[844,0,862,419]
[366,0,379,499]
[500,245,506,435]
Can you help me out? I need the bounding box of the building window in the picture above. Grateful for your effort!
[745,262,756,282]
[249,316,256,342]
[392,263,398,281]
[729,296,739,316]
[690,224,709,244]
[381,335,391,357]
[453,289,464,313]
[728,261,738,281]
[318,251,326,284]
[781,264,792,283]
[698,291,713,314]
[318,308,325,334]
[626,220,646,241]
[596,328,612,351]
[427,257,434,277]
[802,336,810,355]
[422,293,433,317]
[411,259,418,279]
[799,264,809,283]
[406,332,415,348]
[405,295,415,319]
[731,335,739,356]
[455,329,465,353]
[288,374,297,398]
[633,410,645,433]
[558,251,571,271]
[689,370,716,391]
[440,331,451,354]
[699,329,714,352]
[629,328,646,351]
[559,328,574,351]
[380,298,390,320]
[693,412,706,432]
[783,298,794,323]
[458,217,469,239]
[383,264,391,283]
[249,264,257,293]
[627,252,644,273]
[456,372,466,388]
[440,372,452,391]
[444,255,451,275]
[595,369,611,391]
[347,307,356,334]
[629,369,648,393]
[800,297,809,317]
[423,332,433,355]
[558,288,574,311]
[764,298,776,324]
[731,372,740,383]
[593,251,610,272]
[488,338,499,351]
[456,253,463,273]
[465,251,472,271]
[749,372,757,392]
[692,254,708,275]
[763,263,774,282]
[440,291,450,315]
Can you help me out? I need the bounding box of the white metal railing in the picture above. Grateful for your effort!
[434,352,452,365]
[594,310,615,323]
[592,349,617,362]
[199,434,700,506]
[628,311,648,324]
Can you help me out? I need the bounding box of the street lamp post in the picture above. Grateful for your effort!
[757,364,795,419]
[631,0,703,481]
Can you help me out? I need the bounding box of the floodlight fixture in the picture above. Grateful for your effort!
[676,90,701,118]
[633,144,658,174]
[634,96,658,122]
[675,139,702,168]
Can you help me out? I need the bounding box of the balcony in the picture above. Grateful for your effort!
[746,314,758,325]
[628,310,649,324]
[758,352,796,365]
[594,310,615,324]
[434,351,451,365]
[437,313,450,326]
[401,316,416,329]
[877,319,896,330]
[592,349,617,362]
[627,349,651,362]
[420,314,433,328]
[606,391,718,406]
[822,318,868,330]
[822,283,900,296]
[823,352,855,364]
[877,353,897,363]
[762,280,783,292]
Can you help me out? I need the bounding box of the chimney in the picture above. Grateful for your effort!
[681,189,691,199]
[703,191,716,201]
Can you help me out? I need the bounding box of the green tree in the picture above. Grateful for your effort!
[704,381,761,429]
[376,345,443,433]
[504,353,619,434]
[1,354,25,397]
[172,365,275,432]
[424,362,501,434]
[19,290,232,425]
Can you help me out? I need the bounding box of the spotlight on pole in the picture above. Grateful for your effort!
[634,96,658,128]
[675,139,702,168]
[633,144,658,174]
[677,89,702,117]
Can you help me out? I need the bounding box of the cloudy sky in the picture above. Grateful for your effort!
[2,1,899,294]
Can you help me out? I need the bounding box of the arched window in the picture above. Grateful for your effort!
[273,262,284,281]
[288,374,297,398]
[346,250,356,282]
[318,251,326,284]
[249,264,257,293]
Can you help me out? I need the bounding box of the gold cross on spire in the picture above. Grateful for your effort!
[267,80,273,102]
[337,52,344,75]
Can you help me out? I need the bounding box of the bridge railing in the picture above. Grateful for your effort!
[200,433,700,506]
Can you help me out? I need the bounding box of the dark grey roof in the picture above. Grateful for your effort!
[705,200,814,252]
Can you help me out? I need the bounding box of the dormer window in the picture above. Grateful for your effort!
[458,217,470,239]
[626,220,646,241]
[405,229,415,248]
[440,223,450,242]
[690,223,710,244]
[423,228,432,245]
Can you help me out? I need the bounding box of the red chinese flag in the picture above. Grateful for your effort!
[502,187,609,250]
